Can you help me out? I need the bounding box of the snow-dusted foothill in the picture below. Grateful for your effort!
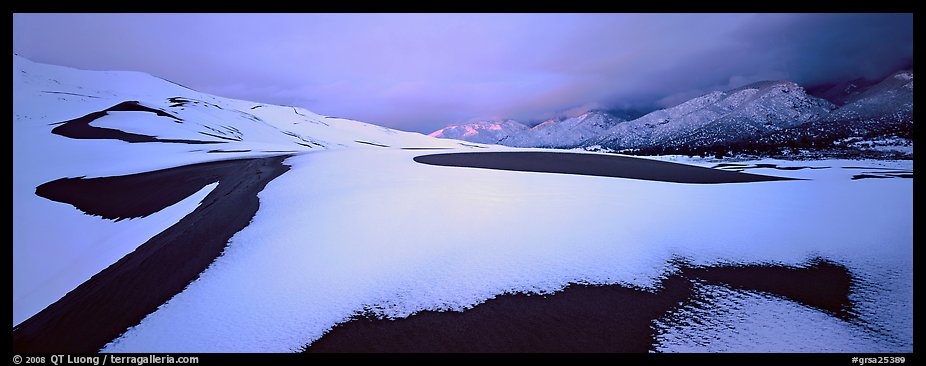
[429,119,530,145]
[594,81,835,149]
[501,111,628,148]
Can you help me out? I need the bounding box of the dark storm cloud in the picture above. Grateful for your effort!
[624,13,914,108]
[12,13,912,133]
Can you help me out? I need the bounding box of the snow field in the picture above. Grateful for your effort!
[103,149,912,352]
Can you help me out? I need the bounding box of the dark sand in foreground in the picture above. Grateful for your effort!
[13,156,291,352]
[414,151,795,183]
[307,260,852,352]
[14,151,810,352]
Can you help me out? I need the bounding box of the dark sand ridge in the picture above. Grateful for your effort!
[713,163,913,180]
[458,143,487,148]
[36,158,243,221]
[50,101,222,144]
[842,166,914,180]
[306,259,853,353]
[414,151,796,184]
[13,156,291,352]
[355,140,390,148]
[712,163,831,171]
[851,173,913,180]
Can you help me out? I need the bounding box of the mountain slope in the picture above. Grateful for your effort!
[430,81,835,152]
[821,70,913,127]
[500,111,627,148]
[428,119,529,144]
[594,81,835,151]
[806,77,880,106]
[728,70,914,156]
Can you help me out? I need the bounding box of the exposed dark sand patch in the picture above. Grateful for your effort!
[459,143,487,148]
[198,131,242,142]
[292,107,307,117]
[306,259,853,353]
[852,173,913,180]
[50,101,220,144]
[843,166,907,170]
[13,156,291,353]
[41,90,101,99]
[414,152,795,184]
[684,259,854,319]
[355,140,390,148]
[35,159,238,221]
[281,131,325,145]
[855,170,913,174]
[713,163,830,172]
[308,279,690,353]
[842,166,914,180]
[166,96,192,107]
[400,147,454,150]
[201,125,236,138]
[165,97,227,111]
[713,163,750,169]
[207,149,252,154]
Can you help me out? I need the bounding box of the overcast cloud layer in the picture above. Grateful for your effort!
[13,13,912,133]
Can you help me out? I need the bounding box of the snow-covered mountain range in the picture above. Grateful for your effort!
[593,81,834,150]
[430,72,913,158]
[703,69,916,158]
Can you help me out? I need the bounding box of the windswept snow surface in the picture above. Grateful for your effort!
[103,150,912,352]
[13,54,462,325]
[653,282,910,352]
[15,55,912,352]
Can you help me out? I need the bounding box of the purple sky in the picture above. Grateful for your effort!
[13,13,912,133]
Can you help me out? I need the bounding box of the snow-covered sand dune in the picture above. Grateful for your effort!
[103,150,911,352]
[13,55,912,353]
[13,54,463,328]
